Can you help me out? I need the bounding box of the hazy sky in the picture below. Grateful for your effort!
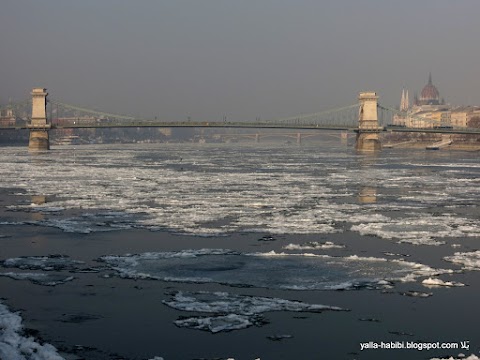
[1,1,479,121]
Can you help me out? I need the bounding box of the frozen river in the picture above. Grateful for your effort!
[0,142,479,359]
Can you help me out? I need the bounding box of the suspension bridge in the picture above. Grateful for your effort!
[204,131,355,145]
[1,88,480,151]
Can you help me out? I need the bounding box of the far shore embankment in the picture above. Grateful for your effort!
[383,140,480,151]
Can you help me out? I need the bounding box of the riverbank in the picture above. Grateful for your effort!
[384,141,480,151]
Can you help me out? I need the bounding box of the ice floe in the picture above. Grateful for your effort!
[174,314,261,333]
[163,291,346,315]
[350,214,480,245]
[2,255,84,271]
[99,249,449,290]
[383,252,411,257]
[257,235,276,242]
[400,291,433,298]
[0,272,74,286]
[444,250,480,270]
[164,291,344,333]
[7,204,65,213]
[422,277,465,288]
[0,300,65,360]
[1,145,480,241]
[283,241,345,250]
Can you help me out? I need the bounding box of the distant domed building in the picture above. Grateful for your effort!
[393,73,480,130]
[394,73,451,128]
[416,73,442,106]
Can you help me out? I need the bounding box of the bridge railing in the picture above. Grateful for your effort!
[262,103,360,128]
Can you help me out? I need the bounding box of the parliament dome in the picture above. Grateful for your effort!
[419,74,440,105]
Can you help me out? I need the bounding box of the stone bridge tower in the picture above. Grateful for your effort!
[355,92,381,151]
[28,88,51,151]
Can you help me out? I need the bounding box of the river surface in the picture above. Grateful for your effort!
[0,141,479,360]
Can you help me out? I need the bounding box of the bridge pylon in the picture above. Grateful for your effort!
[355,92,381,152]
[28,88,51,151]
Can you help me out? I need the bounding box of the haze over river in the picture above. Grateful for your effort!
[0,141,479,360]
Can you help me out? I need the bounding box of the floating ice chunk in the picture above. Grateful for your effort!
[2,145,480,239]
[258,235,276,242]
[351,215,480,246]
[27,204,65,213]
[422,277,465,288]
[351,223,446,246]
[0,221,27,226]
[444,251,480,270]
[0,272,74,286]
[174,314,258,333]
[163,291,346,315]
[100,249,449,290]
[345,213,391,223]
[401,291,433,298]
[41,218,131,234]
[0,300,65,360]
[251,250,328,258]
[3,255,84,271]
[383,252,411,257]
[283,241,345,250]
[324,280,393,291]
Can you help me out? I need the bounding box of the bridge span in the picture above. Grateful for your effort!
[15,121,359,132]
[3,88,480,151]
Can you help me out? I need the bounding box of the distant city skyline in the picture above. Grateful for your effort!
[1,1,479,122]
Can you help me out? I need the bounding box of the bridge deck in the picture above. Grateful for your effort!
[2,122,358,131]
[2,122,480,135]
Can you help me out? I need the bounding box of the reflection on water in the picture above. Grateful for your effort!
[358,187,377,204]
[29,156,49,165]
[31,195,46,221]
[357,152,379,167]
[30,212,45,221]
[31,195,46,205]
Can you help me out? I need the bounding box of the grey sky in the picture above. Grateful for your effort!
[1,1,479,121]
